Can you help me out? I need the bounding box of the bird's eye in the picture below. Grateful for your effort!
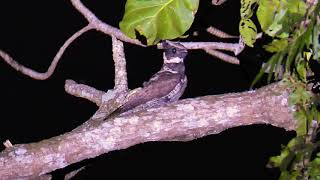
[171,48,177,54]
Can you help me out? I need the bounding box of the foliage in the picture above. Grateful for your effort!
[269,78,320,179]
[119,0,320,178]
[246,0,320,178]
[119,0,199,45]
[239,0,258,47]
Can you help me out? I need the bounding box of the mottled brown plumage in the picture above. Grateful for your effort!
[108,41,188,118]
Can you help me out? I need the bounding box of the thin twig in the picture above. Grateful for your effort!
[0,25,93,80]
[206,26,238,39]
[70,0,143,46]
[158,40,244,65]
[64,79,125,121]
[112,36,128,93]
[212,0,228,5]
[158,41,242,54]
[178,42,242,55]
[204,49,240,65]
[64,80,105,106]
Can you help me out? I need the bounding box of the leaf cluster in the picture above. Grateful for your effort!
[243,0,320,178]
[118,0,320,178]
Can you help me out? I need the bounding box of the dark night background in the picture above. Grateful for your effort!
[0,1,295,179]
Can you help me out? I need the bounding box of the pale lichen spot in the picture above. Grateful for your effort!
[212,110,224,120]
[102,90,116,102]
[39,155,67,175]
[177,104,194,111]
[143,132,151,138]
[43,154,67,167]
[226,106,239,117]
[146,107,158,112]
[8,152,14,157]
[113,118,125,126]
[198,119,209,127]
[93,112,107,119]
[109,127,122,135]
[16,154,32,163]
[102,122,113,128]
[53,156,67,167]
[128,116,139,125]
[196,99,214,109]
[183,119,198,128]
[43,154,53,163]
[281,98,287,106]
[126,127,136,134]
[14,148,27,155]
[81,91,93,99]
[103,137,115,149]
[247,90,255,94]
[151,121,163,132]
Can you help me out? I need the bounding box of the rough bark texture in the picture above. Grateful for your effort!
[0,82,295,179]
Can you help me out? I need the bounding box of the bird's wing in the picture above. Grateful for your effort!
[117,72,183,113]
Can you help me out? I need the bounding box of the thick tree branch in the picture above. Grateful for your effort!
[0,82,295,179]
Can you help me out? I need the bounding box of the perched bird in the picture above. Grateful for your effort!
[109,41,188,117]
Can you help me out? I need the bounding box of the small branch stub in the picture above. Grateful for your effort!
[3,140,13,149]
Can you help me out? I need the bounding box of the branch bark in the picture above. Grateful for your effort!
[0,81,295,179]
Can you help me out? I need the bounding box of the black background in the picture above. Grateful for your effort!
[0,1,295,179]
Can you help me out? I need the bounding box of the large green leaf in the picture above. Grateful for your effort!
[264,38,288,53]
[257,0,279,32]
[257,0,307,37]
[119,0,199,45]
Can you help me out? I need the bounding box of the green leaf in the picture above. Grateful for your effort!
[313,24,320,60]
[294,110,307,136]
[308,153,320,178]
[303,49,313,61]
[257,0,282,36]
[257,0,306,37]
[287,0,307,16]
[264,38,288,53]
[296,59,307,82]
[266,53,281,83]
[269,146,297,171]
[119,0,199,45]
[289,85,312,106]
[239,18,257,47]
[240,0,257,19]
[251,52,283,87]
[269,149,290,168]
[285,25,313,71]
